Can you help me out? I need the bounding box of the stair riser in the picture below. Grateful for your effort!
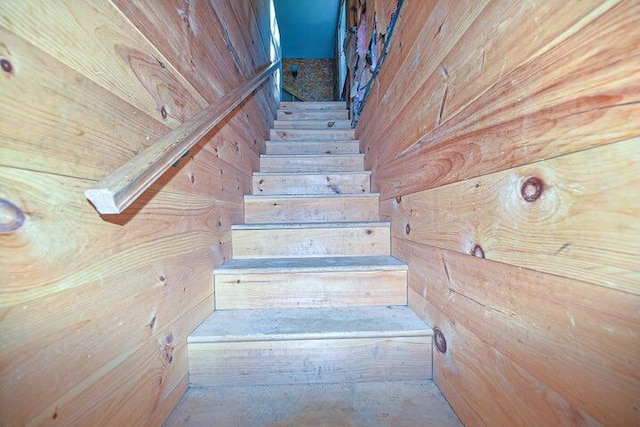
[232,226,390,258]
[244,196,379,223]
[280,101,346,110]
[188,336,432,387]
[260,156,364,173]
[273,120,352,130]
[266,141,360,155]
[215,270,407,309]
[252,173,370,195]
[277,111,349,120]
[270,129,355,141]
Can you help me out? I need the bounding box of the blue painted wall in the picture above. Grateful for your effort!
[274,0,340,58]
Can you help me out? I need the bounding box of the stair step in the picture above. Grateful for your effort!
[244,194,380,223]
[260,154,364,172]
[266,140,360,155]
[277,110,349,120]
[231,222,391,258]
[252,172,371,195]
[188,306,432,386]
[270,128,355,141]
[279,101,347,110]
[273,119,352,130]
[215,256,407,309]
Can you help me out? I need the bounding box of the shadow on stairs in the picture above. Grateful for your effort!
[164,101,462,426]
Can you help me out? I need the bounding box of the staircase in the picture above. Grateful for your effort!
[187,101,434,389]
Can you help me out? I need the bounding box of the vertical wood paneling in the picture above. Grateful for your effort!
[0,0,277,425]
[360,1,640,426]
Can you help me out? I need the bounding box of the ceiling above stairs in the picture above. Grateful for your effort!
[274,0,341,58]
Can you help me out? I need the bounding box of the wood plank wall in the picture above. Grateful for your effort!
[0,1,277,425]
[355,0,640,425]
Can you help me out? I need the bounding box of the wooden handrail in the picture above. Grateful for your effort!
[85,60,281,214]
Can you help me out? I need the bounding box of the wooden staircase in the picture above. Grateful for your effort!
[187,101,434,388]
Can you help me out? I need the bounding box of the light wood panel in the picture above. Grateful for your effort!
[260,154,364,172]
[232,223,391,259]
[270,129,356,141]
[265,140,360,155]
[215,269,407,309]
[371,1,640,198]
[244,194,379,223]
[359,1,640,425]
[0,0,206,127]
[111,0,244,100]
[394,238,638,426]
[386,140,640,294]
[0,0,276,425]
[252,172,370,195]
[189,336,432,387]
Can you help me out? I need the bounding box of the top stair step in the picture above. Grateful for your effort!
[279,101,347,110]
[277,110,349,121]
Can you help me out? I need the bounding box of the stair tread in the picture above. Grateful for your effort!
[232,221,390,230]
[215,256,407,274]
[266,139,359,143]
[253,171,371,176]
[188,306,431,343]
[244,193,379,200]
[261,153,364,158]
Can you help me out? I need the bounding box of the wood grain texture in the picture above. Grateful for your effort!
[361,0,640,199]
[244,194,379,223]
[0,0,277,425]
[232,223,391,259]
[111,0,245,100]
[85,60,278,214]
[215,269,407,309]
[359,1,640,425]
[395,238,638,426]
[0,0,206,128]
[252,172,370,195]
[386,140,640,294]
[189,336,432,387]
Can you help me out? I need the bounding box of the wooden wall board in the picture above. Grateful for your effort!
[0,254,213,425]
[359,1,635,192]
[111,0,243,100]
[371,1,640,198]
[0,168,239,306]
[29,300,211,427]
[0,2,276,424]
[384,140,640,294]
[0,25,267,185]
[357,0,488,152]
[394,238,637,426]
[0,0,209,128]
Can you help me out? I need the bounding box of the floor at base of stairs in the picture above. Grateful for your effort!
[163,380,462,427]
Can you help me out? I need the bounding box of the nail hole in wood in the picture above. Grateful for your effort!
[434,327,447,353]
[395,196,402,204]
[521,176,544,202]
[471,244,485,259]
[405,223,410,235]
[1,58,13,74]
[0,199,26,234]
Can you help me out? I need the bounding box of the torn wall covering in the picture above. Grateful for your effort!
[345,0,402,122]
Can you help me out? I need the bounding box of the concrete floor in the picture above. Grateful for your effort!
[164,380,463,427]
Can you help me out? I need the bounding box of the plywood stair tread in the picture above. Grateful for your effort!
[279,101,347,110]
[244,193,379,200]
[232,221,390,230]
[253,171,371,177]
[188,306,431,343]
[215,256,407,274]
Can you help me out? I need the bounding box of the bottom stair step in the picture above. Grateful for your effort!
[188,306,433,387]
